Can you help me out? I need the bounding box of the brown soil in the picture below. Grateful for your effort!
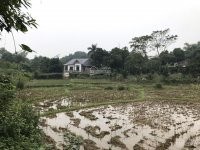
[83,139,100,150]
[65,111,74,118]
[70,118,81,127]
[110,124,122,131]
[40,119,48,127]
[44,135,57,149]
[133,144,146,150]
[84,126,110,138]
[123,129,131,137]
[51,127,60,133]
[108,136,127,149]
[80,111,98,120]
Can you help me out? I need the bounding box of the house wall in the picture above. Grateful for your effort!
[68,65,74,71]
[64,64,82,72]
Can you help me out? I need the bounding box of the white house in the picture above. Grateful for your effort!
[63,58,92,77]
[63,58,111,78]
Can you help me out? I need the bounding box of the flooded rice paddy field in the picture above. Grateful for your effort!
[36,98,87,112]
[41,101,200,150]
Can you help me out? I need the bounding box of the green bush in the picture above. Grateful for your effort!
[117,86,128,91]
[0,101,43,149]
[69,73,90,79]
[16,79,24,90]
[0,74,44,149]
[154,83,163,89]
[115,74,124,81]
[35,73,63,79]
[90,74,110,79]
[63,130,83,150]
[0,74,15,107]
[104,86,114,90]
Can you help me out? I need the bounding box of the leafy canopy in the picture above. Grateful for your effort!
[0,0,37,33]
[0,0,37,52]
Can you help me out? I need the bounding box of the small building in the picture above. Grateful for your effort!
[63,58,92,77]
[63,58,111,78]
[173,60,189,68]
[89,66,111,76]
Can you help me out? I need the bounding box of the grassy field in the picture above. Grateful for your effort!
[17,79,200,116]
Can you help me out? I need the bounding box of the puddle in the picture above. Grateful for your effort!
[41,101,200,150]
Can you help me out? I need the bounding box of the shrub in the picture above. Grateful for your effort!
[0,74,15,107]
[33,71,39,79]
[152,73,164,83]
[104,86,114,90]
[0,74,44,149]
[16,79,24,90]
[90,74,110,79]
[63,130,83,150]
[0,101,44,149]
[117,86,127,91]
[154,83,163,89]
[146,73,154,80]
[35,73,63,79]
[69,73,89,79]
[116,74,124,81]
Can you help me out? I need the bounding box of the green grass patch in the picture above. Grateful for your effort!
[18,79,200,116]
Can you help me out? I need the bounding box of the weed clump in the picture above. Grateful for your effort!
[84,139,100,150]
[65,111,74,118]
[70,118,81,127]
[84,126,110,138]
[79,111,98,120]
[117,86,126,91]
[110,124,122,131]
[133,144,145,150]
[63,130,83,150]
[108,136,127,149]
[16,79,24,90]
[104,86,114,90]
[154,83,163,89]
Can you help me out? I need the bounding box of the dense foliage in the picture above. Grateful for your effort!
[0,1,45,149]
[0,0,37,33]
[87,29,200,78]
[0,75,43,149]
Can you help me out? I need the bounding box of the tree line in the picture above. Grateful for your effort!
[1,29,200,79]
[87,29,200,77]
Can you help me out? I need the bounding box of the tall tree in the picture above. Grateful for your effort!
[150,29,177,56]
[159,50,175,65]
[173,48,185,62]
[48,58,63,73]
[129,35,152,58]
[87,44,97,56]
[89,47,109,67]
[184,42,200,74]
[125,52,145,75]
[109,47,129,71]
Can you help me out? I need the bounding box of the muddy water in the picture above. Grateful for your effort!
[41,102,200,150]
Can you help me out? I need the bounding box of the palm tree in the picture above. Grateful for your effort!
[87,44,97,56]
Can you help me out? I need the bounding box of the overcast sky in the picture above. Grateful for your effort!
[1,0,200,58]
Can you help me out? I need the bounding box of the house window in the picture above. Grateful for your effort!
[70,67,73,71]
